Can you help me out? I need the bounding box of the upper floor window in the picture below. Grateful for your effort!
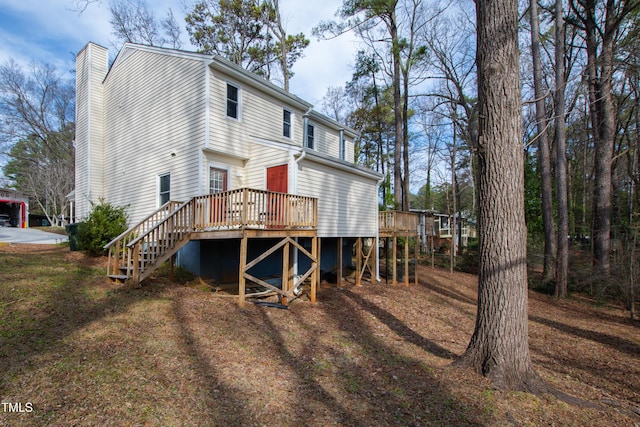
[339,129,346,160]
[283,109,292,138]
[158,173,170,206]
[305,123,315,149]
[226,82,239,119]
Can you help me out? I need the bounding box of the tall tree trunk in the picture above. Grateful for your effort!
[529,0,557,284]
[391,11,404,209]
[578,0,624,277]
[456,0,544,392]
[555,0,569,298]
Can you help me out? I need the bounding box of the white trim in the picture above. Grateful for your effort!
[298,149,383,181]
[202,146,250,161]
[204,61,211,149]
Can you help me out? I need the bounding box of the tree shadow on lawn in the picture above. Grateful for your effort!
[0,247,174,417]
[529,315,640,358]
[168,283,489,425]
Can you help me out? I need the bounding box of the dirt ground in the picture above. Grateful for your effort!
[1,244,639,426]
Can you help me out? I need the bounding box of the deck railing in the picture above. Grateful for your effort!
[379,210,418,233]
[105,188,317,285]
[193,188,317,230]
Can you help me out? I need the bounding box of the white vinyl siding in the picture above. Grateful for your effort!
[297,159,378,238]
[208,69,303,158]
[103,48,205,224]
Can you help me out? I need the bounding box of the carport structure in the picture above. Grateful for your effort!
[0,189,28,228]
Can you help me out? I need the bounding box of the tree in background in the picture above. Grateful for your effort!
[315,0,441,211]
[109,0,183,49]
[528,0,557,285]
[0,60,75,226]
[567,0,640,277]
[185,0,308,89]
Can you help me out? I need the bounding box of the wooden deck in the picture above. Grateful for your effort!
[378,211,419,286]
[104,198,421,306]
[105,188,319,305]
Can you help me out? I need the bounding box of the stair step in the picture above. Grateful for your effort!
[108,274,130,283]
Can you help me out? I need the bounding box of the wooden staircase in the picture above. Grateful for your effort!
[105,200,193,285]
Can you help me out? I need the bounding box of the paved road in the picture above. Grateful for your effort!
[0,227,68,245]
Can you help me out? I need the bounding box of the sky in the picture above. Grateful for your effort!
[0,0,360,105]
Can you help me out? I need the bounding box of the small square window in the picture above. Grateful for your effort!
[227,83,239,119]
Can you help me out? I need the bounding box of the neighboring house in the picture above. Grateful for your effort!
[413,210,475,254]
[75,42,383,299]
[0,188,28,228]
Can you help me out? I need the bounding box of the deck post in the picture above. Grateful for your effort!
[337,237,343,287]
[169,254,175,282]
[404,236,409,287]
[317,238,322,290]
[356,237,362,286]
[414,237,419,285]
[132,242,140,285]
[239,235,248,307]
[392,236,397,285]
[311,236,318,303]
[282,238,290,306]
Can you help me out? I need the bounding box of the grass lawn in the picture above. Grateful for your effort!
[0,244,638,426]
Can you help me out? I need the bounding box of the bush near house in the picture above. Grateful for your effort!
[77,199,128,256]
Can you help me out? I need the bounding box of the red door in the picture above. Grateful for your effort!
[267,165,288,227]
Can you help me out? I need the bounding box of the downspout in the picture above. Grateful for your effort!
[291,149,307,277]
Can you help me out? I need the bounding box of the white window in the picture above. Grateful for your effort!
[226,82,239,119]
[283,108,292,138]
[305,122,315,149]
[158,173,170,206]
[209,167,228,194]
[339,129,346,160]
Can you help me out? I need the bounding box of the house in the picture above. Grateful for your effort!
[0,188,28,228]
[412,209,476,254]
[75,42,383,303]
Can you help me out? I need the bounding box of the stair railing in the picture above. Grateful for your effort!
[125,200,194,283]
[105,200,184,281]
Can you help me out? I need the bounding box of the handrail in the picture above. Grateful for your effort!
[127,200,192,248]
[104,200,183,250]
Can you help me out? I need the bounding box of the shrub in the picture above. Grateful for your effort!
[77,199,128,256]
